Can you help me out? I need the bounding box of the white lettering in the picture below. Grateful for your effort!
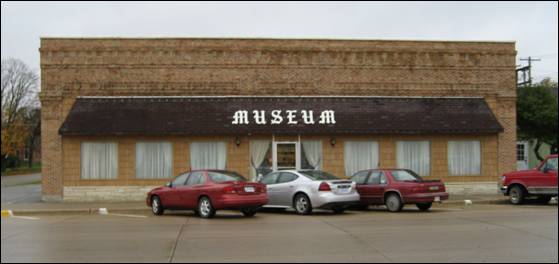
[232,110,249,124]
[271,110,283,124]
[253,110,266,125]
[286,110,298,124]
[319,110,336,124]
[301,110,315,124]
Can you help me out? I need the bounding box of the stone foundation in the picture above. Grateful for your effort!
[63,186,158,202]
[445,182,498,196]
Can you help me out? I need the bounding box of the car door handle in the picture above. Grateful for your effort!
[289,185,294,188]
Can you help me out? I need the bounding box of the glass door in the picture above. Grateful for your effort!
[272,142,301,171]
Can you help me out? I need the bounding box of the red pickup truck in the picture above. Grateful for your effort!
[499,154,558,204]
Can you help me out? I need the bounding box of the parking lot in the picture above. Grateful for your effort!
[1,203,557,263]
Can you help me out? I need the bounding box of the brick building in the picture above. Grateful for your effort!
[40,38,517,202]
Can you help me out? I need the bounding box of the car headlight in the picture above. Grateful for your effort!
[500,175,506,182]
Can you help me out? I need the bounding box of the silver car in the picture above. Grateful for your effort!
[259,170,361,215]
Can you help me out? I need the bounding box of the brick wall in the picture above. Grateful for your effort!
[40,38,516,201]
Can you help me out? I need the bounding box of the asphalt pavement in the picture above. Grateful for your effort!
[1,204,557,263]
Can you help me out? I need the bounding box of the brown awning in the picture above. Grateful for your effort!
[59,96,503,136]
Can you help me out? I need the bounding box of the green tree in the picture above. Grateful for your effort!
[517,79,558,161]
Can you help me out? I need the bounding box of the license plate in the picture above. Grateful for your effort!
[434,196,441,202]
[429,186,439,191]
[244,186,255,193]
[338,187,351,194]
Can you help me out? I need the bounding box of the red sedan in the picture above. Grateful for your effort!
[146,170,268,218]
[351,169,449,212]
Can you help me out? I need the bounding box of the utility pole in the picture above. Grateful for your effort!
[518,56,541,87]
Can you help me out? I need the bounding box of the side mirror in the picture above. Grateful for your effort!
[165,182,172,188]
[543,166,550,174]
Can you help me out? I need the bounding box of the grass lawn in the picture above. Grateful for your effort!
[1,162,41,176]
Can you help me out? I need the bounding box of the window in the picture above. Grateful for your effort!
[396,141,430,176]
[301,141,322,170]
[172,173,189,187]
[261,172,280,185]
[448,141,481,176]
[190,142,227,170]
[278,172,298,183]
[298,170,340,180]
[517,143,526,161]
[208,171,246,182]
[390,170,422,182]
[367,171,387,185]
[186,172,205,186]
[351,170,369,184]
[81,142,118,180]
[544,157,558,171]
[250,140,272,181]
[344,141,379,176]
[136,142,173,179]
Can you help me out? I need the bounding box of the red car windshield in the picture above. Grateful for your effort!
[208,171,247,183]
[390,170,423,182]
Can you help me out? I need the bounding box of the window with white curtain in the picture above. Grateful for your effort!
[301,140,323,170]
[448,140,481,176]
[397,141,430,176]
[344,141,379,177]
[81,142,118,180]
[190,142,227,170]
[136,142,173,179]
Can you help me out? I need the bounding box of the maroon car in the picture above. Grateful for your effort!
[146,170,268,218]
[351,169,449,212]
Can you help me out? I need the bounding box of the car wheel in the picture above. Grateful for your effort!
[198,197,216,219]
[416,202,432,212]
[385,193,404,212]
[509,186,525,205]
[151,196,164,215]
[332,207,346,214]
[294,194,313,215]
[535,196,552,204]
[241,208,257,217]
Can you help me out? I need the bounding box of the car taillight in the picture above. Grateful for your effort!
[318,182,331,192]
[223,186,237,194]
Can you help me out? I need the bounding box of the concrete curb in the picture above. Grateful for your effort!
[3,199,514,215]
[5,207,151,215]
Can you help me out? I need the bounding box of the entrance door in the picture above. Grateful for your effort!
[273,142,301,171]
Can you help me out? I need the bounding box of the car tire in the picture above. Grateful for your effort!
[416,202,432,212]
[385,193,404,212]
[509,186,525,205]
[535,196,552,204]
[294,194,313,215]
[241,208,257,217]
[151,196,164,216]
[198,197,216,219]
[332,207,346,214]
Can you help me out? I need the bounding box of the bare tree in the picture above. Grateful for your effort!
[1,58,39,170]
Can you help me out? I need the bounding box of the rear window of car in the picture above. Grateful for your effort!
[298,170,340,180]
[208,171,246,182]
[390,170,423,182]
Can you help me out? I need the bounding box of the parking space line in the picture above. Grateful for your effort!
[11,216,40,220]
[106,213,148,218]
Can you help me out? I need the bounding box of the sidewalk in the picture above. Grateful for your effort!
[2,194,524,215]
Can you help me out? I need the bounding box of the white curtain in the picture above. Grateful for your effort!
[397,141,430,176]
[250,140,271,181]
[136,142,173,179]
[448,141,481,176]
[344,141,379,177]
[81,142,118,180]
[190,142,227,170]
[302,140,323,170]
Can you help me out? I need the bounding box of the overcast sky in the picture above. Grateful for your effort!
[2,1,558,82]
